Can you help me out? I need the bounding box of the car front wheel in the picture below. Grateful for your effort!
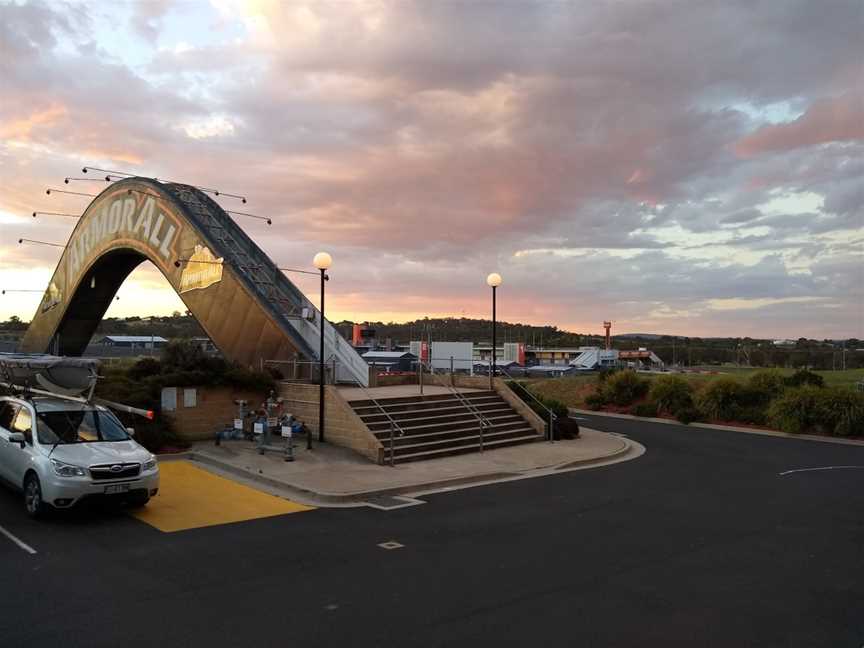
[24,474,45,518]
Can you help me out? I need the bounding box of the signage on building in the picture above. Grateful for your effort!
[179,245,224,293]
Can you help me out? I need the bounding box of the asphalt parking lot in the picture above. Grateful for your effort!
[1,416,862,648]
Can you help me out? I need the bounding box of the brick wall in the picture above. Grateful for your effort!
[277,382,383,463]
[162,386,267,442]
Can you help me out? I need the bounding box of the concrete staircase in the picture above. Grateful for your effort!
[348,390,541,464]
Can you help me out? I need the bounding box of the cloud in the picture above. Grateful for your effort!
[734,93,864,157]
[1,0,862,337]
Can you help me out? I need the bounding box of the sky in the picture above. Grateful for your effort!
[0,0,862,339]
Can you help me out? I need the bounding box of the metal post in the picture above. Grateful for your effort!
[479,421,484,452]
[317,268,326,445]
[450,356,454,388]
[419,359,424,396]
[549,412,554,443]
[491,285,497,390]
[389,421,395,467]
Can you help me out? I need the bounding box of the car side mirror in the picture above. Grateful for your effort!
[8,432,26,448]
[126,427,135,437]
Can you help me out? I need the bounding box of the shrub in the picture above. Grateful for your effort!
[747,370,786,403]
[695,378,748,420]
[127,357,162,381]
[506,381,568,420]
[676,406,702,425]
[767,386,864,436]
[596,368,619,384]
[584,392,606,410]
[784,368,825,389]
[553,416,580,440]
[632,402,658,417]
[648,375,693,415]
[600,370,650,406]
[734,405,767,426]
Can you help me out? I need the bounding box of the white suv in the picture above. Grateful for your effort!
[0,395,160,517]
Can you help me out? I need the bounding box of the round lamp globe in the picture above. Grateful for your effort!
[486,272,503,288]
[313,252,332,270]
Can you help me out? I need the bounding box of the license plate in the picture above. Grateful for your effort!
[104,484,130,494]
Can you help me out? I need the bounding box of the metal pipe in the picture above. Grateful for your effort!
[317,268,326,445]
[389,421,395,467]
[491,285,497,390]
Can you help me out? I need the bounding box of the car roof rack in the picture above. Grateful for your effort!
[0,354,153,419]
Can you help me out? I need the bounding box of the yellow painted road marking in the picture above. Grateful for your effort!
[132,461,314,533]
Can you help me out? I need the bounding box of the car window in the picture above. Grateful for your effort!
[35,409,130,444]
[12,408,33,444]
[0,402,19,430]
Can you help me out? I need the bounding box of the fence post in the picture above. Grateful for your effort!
[389,421,395,467]
[450,356,454,388]
[479,421,484,452]
[419,360,424,396]
[549,412,554,443]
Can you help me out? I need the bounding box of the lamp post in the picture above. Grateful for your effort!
[486,273,502,389]
[313,252,332,446]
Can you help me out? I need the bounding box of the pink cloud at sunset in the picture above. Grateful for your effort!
[735,93,864,158]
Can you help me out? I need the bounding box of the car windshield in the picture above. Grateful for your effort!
[35,409,129,445]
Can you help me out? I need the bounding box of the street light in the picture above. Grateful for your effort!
[313,251,332,446]
[486,273,502,388]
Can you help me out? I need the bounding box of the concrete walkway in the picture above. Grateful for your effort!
[174,428,637,506]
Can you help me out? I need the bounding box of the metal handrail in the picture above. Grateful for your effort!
[345,377,406,467]
[496,365,557,442]
[427,360,494,451]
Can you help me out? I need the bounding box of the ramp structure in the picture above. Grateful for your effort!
[20,177,369,385]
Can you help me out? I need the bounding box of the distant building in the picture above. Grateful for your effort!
[96,335,168,350]
[570,347,619,370]
[362,351,417,372]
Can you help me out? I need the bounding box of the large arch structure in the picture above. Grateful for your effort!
[20,177,369,385]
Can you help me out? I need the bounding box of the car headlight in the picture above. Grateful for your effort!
[142,456,158,472]
[50,459,87,477]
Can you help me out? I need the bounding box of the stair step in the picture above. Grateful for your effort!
[382,427,539,455]
[363,408,515,429]
[384,434,541,464]
[350,393,500,410]
[373,420,530,445]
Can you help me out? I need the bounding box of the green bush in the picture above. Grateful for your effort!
[600,370,650,406]
[648,375,693,415]
[784,368,825,389]
[506,381,568,420]
[734,405,768,426]
[632,402,658,417]
[596,368,619,384]
[695,378,749,420]
[747,370,787,403]
[675,406,702,425]
[584,392,606,410]
[768,386,864,436]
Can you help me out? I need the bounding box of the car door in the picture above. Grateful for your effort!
[0,401,21,483]
[6,406,35,487]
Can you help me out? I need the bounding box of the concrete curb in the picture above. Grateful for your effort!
[158,432,637,506]
[570,408,864,447]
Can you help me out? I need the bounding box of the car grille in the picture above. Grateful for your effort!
[89,463,141,480]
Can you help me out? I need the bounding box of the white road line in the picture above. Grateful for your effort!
[0,524,37,555]
[779,465,864,477]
